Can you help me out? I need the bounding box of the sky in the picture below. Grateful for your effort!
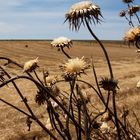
[0,0,139,40]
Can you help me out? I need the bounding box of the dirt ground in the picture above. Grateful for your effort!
[0,40,140,139]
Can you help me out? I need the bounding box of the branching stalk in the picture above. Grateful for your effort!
[0,75,84,134]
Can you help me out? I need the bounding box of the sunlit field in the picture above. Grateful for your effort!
[0,40,140,139]
[0,0,140,139]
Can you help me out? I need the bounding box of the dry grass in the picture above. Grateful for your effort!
[0,40,140,139]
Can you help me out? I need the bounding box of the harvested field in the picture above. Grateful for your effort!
[0,40,140,139]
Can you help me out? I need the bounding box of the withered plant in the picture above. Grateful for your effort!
[0,1,140,140]
[119,0,140,49]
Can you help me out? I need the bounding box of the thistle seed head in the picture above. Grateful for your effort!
[35,89,46,106]
[99,77,118,91]
[51,36,72,49]
[124,26,140,42]
[128,5,140,15]
[23,57,39,72]
[61,56,89,77]
[119,10,126,17]
[65,1,102,31]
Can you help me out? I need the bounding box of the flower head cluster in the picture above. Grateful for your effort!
[61,57,89,77]
[128,5,140,15]
[51,36,72,49]
[23,57,39,72]
[124,26,140,42]
[35,89,47,106]
[65,1,102,30]
[99,77,118,91]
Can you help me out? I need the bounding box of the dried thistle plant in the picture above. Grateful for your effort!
[65,0,114,79]
[65,1,102,31]
[51,36,72,58]
[0,1,140,140]
[128,5,140,15]
[23,57,39,72]
[99,77,118,91]
[61,56,90,77]
[119,10,126,17]
[51,36,72,49]
[124,26,140,48]
[120,0,140,30]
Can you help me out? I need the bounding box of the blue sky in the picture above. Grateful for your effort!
[0,0,139,40]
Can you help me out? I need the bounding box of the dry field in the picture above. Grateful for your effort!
[0,40,140,139]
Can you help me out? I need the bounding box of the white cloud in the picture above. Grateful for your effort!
[0,0,139,40]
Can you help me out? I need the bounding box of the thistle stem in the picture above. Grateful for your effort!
[129,15,134,27]
[61,47,71,59]
[85,19,114,79]
[0,75,84,134]
[85,20,122,139]
[112,90,122,140]
[0,98,57,140]
[0,67,57,139]
[0,98,32,118]
[0,57,23,68]
[125,15,134,27]
[135,13,140,24]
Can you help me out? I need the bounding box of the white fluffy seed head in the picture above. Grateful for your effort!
[65,1,102,30]
[63,56,89,75]
[70,1,92,12]
[23,57,39,72]
[69,1,99,13]
[51,36,72,48]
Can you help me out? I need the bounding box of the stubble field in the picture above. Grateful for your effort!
[0,40,140,139]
